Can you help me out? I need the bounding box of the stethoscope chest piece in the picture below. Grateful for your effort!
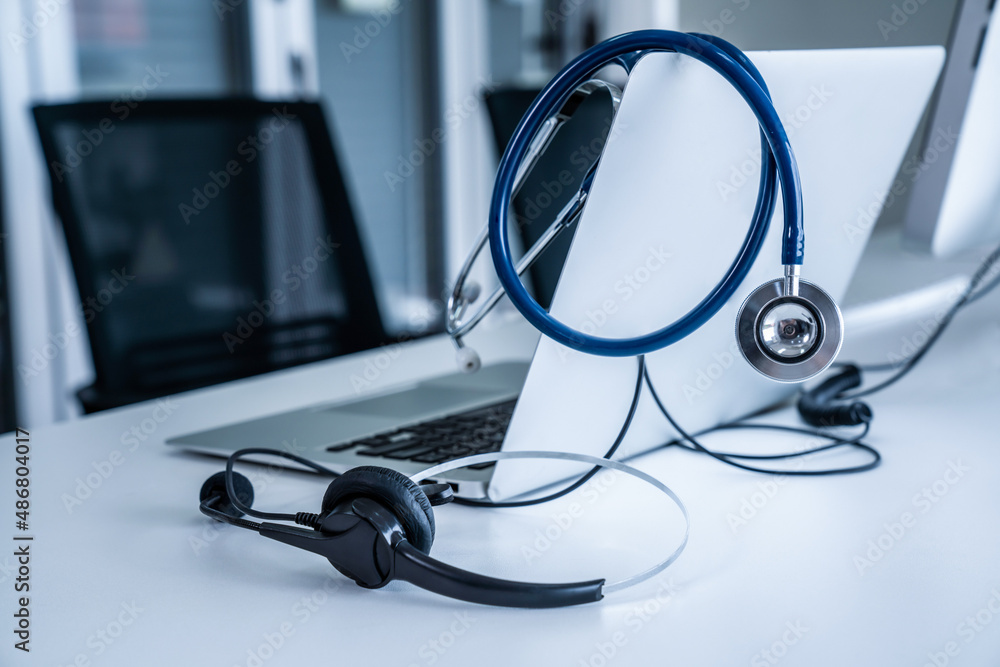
[736,278,843,382]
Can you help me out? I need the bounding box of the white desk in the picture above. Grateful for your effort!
[2,290,1000,667]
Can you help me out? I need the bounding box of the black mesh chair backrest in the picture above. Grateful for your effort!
[33,99,388,412]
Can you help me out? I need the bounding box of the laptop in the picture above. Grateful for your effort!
[169,45,944,500]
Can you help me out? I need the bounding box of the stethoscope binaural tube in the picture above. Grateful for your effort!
[488,30,803,357]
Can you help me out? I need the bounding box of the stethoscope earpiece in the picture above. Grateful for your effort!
[736,277,843,382]
[455,345,482,373]
[459,281,481,305]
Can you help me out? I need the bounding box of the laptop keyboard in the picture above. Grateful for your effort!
[325,399,517,470]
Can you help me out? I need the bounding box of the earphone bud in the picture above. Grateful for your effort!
[451,282,483,373]
[735,273,843,383]
[455,345,482,373]
[460,281,481,305]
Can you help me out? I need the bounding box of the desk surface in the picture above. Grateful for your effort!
[2,290,1000,667]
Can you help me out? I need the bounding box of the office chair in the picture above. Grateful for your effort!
[33,99,389,413]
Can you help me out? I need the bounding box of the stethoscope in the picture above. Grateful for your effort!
[446,30,843,383]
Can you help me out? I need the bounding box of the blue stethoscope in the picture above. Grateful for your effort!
[447,31,842,383]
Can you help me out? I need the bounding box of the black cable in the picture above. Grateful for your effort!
[967,262,1000,305]
[672,422,870,459]
[843,242,1000,391]
[225,447,340,521]
[453,354,647,508]
[846,360,902,373]
[643,366,880,475]
[199,495,263,531]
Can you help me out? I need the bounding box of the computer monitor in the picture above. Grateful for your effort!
[903,0,1000,256]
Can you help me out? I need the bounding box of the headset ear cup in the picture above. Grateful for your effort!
[199,471,254,517]
[322,466,436,554]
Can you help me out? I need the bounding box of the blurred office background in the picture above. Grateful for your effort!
[0,0,958,429]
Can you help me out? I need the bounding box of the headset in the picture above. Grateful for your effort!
[199,449,688,609]
[447,30,842,383]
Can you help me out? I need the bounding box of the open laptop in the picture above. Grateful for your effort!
[169,45,944,500]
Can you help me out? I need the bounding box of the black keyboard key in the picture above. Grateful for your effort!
[437,445,472,459]
[428,425,465,436]
[468,462,496,470]
[433,436,465,445]
[411,450,453,464]
[357,437,425,457]
[328,435,389,452]
[451,416,486,425]
[382,443,440,460]
[468,433,502,448]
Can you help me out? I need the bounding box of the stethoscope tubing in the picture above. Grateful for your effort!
[488,30,803,357]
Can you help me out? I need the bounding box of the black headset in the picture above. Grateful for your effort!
[199,449,608,609]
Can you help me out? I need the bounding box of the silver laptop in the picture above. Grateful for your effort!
[168,45,943,500]
[169,360,528,498]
